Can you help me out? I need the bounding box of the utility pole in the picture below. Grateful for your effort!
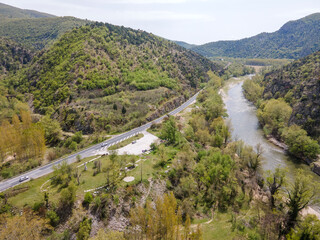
[140,158,143,183]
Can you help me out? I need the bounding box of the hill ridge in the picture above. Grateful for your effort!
[181,13,320,59]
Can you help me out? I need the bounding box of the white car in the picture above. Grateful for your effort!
[101,142,108,147]
[19,176,29,182]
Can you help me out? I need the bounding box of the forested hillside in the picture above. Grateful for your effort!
[0,17,88,50]
[0,37,33,76]
[8,22,220,133]
[0,2,54,20]
[189,13,320,59]
[262,50,320,139]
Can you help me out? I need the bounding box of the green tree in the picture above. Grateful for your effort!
[287,214,320,240]
[160,116,179,145]
[266,167,287,208]
[46,210,60,227]
[83,192,93,206]
[39,115,62,145]
[282,125,320,160]
[121,106,126,115]
[52,161,73,187]
[59,182,77,209]
[257,98,292,137]
[77,217,92,240]
[284,170,319,234]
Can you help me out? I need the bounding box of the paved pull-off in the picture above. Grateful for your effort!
[0,91,199,192]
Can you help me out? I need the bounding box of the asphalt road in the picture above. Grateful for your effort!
[0,91,200,192]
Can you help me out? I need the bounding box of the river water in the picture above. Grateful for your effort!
[222,76,320,194]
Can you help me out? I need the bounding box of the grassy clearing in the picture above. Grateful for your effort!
[7,154,140,208]
[108,133,144,150]
[200,212,237,240]
[122,157,157,186]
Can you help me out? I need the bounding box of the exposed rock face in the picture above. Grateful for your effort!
[146,95,186,122]
[311,161,320,176]
[263,51,320,138]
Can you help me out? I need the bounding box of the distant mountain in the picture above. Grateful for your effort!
[191,13,320,59]
[8,23,221,133]
[0,2,55,19]
[263,50,320,138]
[174,41,197,50]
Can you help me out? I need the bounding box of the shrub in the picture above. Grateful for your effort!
[46,210,60,227]
[77,217,92,240]
[83,192,93,206]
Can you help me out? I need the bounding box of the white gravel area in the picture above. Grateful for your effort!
[116,131,159,155]
[123,176,135,182]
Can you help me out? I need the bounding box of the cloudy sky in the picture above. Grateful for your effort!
[2,0,320,44]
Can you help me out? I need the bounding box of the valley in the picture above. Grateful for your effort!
[0,2,320,240]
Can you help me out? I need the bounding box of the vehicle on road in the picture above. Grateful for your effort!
[19,176,29,182]
[101,143,108,147]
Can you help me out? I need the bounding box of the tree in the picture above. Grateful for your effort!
[77,217,92,240]
[283,170,319,234]
[130,192,181,239]
[89,229,125,240]
[113,103,118,111]
[57,182,77,219]
[257,98,292,137]
[0,209,52,240]
[287,214,320,240]
[121,106,126,115]
[160,116,179,145]
[39,115,62,145]
[266,167,286,208]
[46,210,60,227]
[282,125,320,160]
[52,161,73,187]
[83,192,93,207]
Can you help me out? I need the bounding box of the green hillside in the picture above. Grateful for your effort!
[262,50,320,138]
[8,22,220,133]
[174,40,196,49]
[0,2,55,20]
[0,37,33,76]
[191,13,320,59]
[0,17,88,50]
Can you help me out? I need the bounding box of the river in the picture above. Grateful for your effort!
[222,76,320,213]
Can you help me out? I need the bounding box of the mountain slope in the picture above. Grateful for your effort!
[262,50,320,138]
[0,37,33,76]
[0,2,54,19]
[174,41,196,50]
[0,16,88,50]
[191,13,320,59]
[9,22,221,133]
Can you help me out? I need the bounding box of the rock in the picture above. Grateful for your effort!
[146,96,186,122]
[266,136,288,151]
[311,160,320,176]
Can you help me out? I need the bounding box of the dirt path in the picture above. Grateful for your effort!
[140,177,153,206]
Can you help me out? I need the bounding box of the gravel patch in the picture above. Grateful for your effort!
[123,176,135,182]
[116,131,159,155]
